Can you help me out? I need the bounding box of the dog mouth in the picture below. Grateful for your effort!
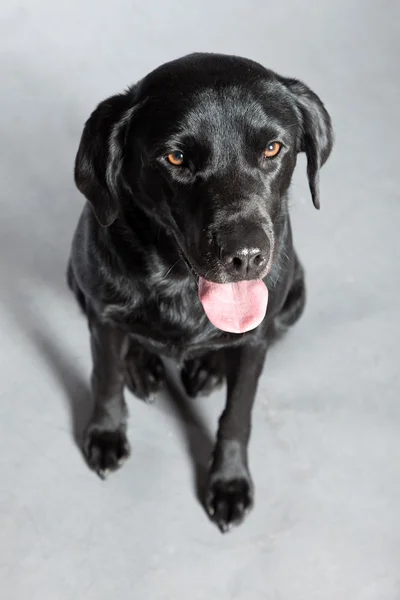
[178,250,269,335]
[198,277,268,334]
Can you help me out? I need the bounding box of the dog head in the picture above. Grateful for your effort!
[75,53,333,331]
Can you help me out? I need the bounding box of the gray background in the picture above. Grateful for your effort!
[1,1,399,598]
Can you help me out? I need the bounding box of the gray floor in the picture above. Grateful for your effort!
[1,1,399,598]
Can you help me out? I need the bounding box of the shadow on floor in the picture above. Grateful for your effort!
[163,362,216,507]
[1,277,216,510]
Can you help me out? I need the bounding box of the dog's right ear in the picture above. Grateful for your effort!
[74,94,133,227]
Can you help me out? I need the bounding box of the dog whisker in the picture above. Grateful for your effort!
[163,258,183,278]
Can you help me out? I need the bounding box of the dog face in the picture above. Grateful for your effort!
[75,53,333,285]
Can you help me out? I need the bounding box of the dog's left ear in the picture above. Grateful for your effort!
[279,77,333,209]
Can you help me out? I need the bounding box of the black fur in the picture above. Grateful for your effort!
[68,53,333,532]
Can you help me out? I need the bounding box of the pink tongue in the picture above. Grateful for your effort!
[198,278,268,334]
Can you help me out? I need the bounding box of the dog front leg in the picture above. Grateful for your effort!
[206,342,267,532]
[83,318,131,478]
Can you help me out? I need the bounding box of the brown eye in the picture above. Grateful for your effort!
[167,151,185,166]
[264,142,281,158]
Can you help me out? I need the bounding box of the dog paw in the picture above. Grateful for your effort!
[181,353,224,397]
[83,426,131,478]
[205,476,253,533]
[125,350,165,402]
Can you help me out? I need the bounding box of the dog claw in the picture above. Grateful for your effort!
[97,468,110,479]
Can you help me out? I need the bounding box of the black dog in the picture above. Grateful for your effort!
[68,53,333,532]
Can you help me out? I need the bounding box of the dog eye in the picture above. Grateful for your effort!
[167,151,185,166]
[264,142,281,158]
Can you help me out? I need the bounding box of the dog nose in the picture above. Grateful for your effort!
[219,232,269,279]
[221,247,267,277]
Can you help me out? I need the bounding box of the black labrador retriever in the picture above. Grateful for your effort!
[68,53,333,532]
